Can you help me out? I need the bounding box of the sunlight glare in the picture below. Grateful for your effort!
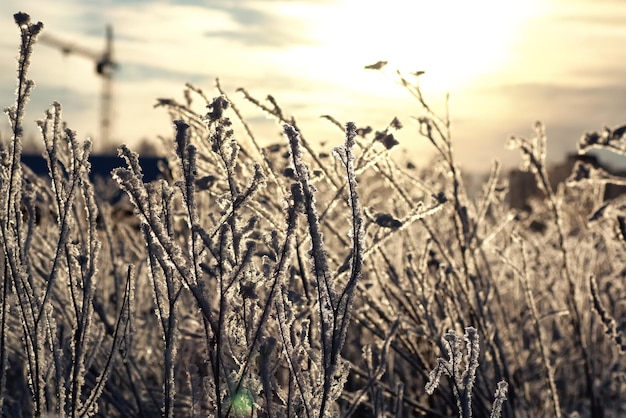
[273,0,544,95]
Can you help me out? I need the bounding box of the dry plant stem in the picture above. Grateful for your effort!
[167,120,199,417]
[236,88,355,265]
[469,161,501,245]
[153,99,207,135]
[215,79,286,198]
[420,114,472,287]
[113,148,213,322]
[0,14,42,413]
[589,274,626,352]
[275,284,313,418]
[515,130,599,416]
[343,318,400,418]
[0,262,8,414]
[403,78,478,323]
[70,160,100,417]
[442,96,473,288]
[348,362,443,415]
[37,111,84,326]
[238,87,340,191]
[425,328,482,418]
[285,124,336,414]
[410,83,513,407]
[363,201,445,259]
[80,265,135,417]
[5,14,41,218]
[330,121,365,375]
[225,191,300,416]
[354,279,436,381]
[518,239,561,417]
[284,122,365,417]
[144,221,180,418]
[322,103,508,410]
[163,279,179,418]
[113,147,238,414]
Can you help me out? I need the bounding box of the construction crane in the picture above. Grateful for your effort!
[39,25,117,148]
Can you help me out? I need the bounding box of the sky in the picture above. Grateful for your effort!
[1,0,626,173]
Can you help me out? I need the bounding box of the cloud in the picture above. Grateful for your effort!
[490,83,626,126]
[200,1,317,48]
[442,81,626,172]
[202,27,313,49]
[118,62,208,83]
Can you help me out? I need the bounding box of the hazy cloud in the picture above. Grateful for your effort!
[118,62,209,83]
[446,81,626,171]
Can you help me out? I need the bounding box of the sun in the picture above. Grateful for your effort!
[273,0,545,95]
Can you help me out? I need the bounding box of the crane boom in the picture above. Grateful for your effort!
[39,33,101,61]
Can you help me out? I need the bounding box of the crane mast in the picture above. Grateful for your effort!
[39,26,117,148]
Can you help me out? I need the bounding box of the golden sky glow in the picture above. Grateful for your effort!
[281,0,546,94]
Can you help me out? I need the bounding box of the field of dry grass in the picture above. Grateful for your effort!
[1,13,625,417]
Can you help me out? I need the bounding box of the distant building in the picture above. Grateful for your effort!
[508,153,626,209]
[20,154,167,183]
